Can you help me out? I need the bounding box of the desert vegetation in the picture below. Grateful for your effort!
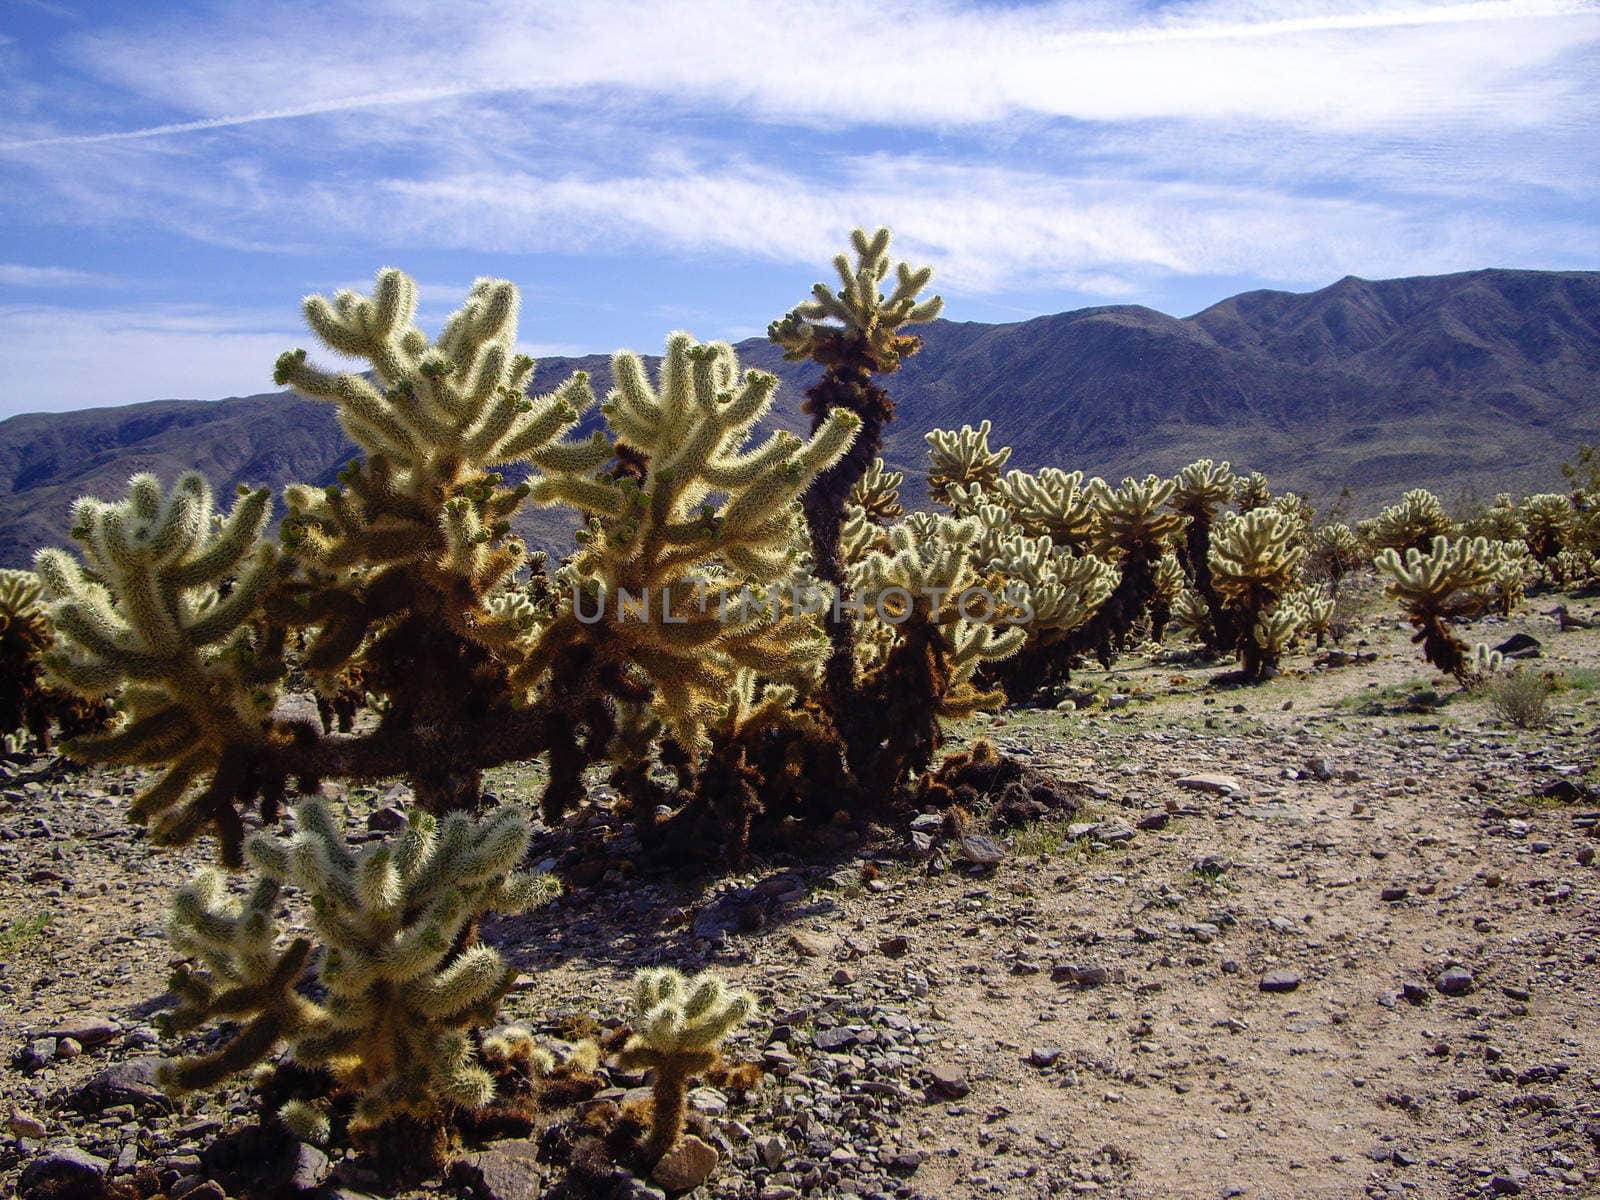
[3,231,1599,1200]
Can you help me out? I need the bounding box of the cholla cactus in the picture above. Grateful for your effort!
[1,568,108,751]
[34,475,283,862]
[1208,508,1305,679]
[1233,471,1272,512]
[1366,489,1452,554]
[1169,459,1234,650]
[1521,493,1576,563]
[1469,642,1505,680]
[525,334,856,767]
[925,421,1012,502]
[994,468,1097,552]
[1546,547,1598,589]
[1309,522,1364,594]
[1374,535,1500,680]
[768,227,941,713]
[618,968,757,1160]
[1461,494,1526,543]
[1286,585,1335,647]
[849,514,1025,790]
[850,458,905,524]
[1253,600,1307,662]
[1170,589,1211,643]
[162,798,558,1131]
[1083,475,1187,660]
[1149,553,1186,642]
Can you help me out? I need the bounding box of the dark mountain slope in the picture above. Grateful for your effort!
[3,267,1596,567]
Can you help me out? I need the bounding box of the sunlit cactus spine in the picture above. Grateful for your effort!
[618,968,757,1160]
[1374,535,1501,681]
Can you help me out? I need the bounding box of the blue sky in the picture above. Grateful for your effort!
[1,0,1597,419]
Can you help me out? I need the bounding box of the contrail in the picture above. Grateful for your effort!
[0,84,489,151]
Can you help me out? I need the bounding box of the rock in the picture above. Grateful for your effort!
[1401,981,1430,1005]
[16,1037,56,1071]
[45,1017,121,1047]
[1380,887,1408,902]
[70,1058,173,1114]
[786,931,831,958]
[813,1026,857,1052]
[754,1134,785,1170]
[877,934,909,957]
[926,1061,970,1098]
[959,833,1005,865]
[285,1142,330,1192]
[9,1110,47,1139]
[19,1147,109,1200]
[1490,1174,1524,1195]
[1177,773,1240,794]
[1492,632,1541,659]
[450,1139,545,1200]
[651,1134,719,1192]
[179,1183,226,1200]
[909,813,944,834]
[366,805,407,832]
[1027,1047,1062,1068]
[55,1037,83,1059]
[1259,970,1302,993]
[1436,966,1474,996]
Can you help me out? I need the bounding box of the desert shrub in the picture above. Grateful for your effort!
[1482,668,1551,729]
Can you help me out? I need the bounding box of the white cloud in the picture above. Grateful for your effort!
[0,305,305,416]
[0,263,115,287]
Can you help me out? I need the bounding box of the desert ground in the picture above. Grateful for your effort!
[3,587,1598,1200]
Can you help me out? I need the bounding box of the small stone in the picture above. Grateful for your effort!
[1028,1047,1062,1068]
[1436,966,1474,997]
[17,1037,57,1070]
[651,1134,720,1192]
[45,1017,121,1047]
[367,805,406,832]
[1577,846,1595,866]
[926,1061,969,1098]
[959,833,1006,865]
[450,1139,544,1200]
[754,1135,785,1170]
[55,1037,83,1059]
[1259,970,1302,993]
[878,934,909,957]
[9,1110,47,1139]
[1401,981,1429,1005]
[1380,887,1408,902]
[19,1148,109,1200]
[1490,1175,1523,1195]
[70,1058,173,1114]
[1177,773,1240,794]
[786,931,831,958]
[812,1027,857,1052]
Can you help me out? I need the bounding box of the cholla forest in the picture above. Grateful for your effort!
[3,222,1599,1200]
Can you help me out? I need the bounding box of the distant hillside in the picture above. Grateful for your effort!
[3,267,1597,568]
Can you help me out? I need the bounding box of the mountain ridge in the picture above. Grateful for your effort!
[3,266,1597,568]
